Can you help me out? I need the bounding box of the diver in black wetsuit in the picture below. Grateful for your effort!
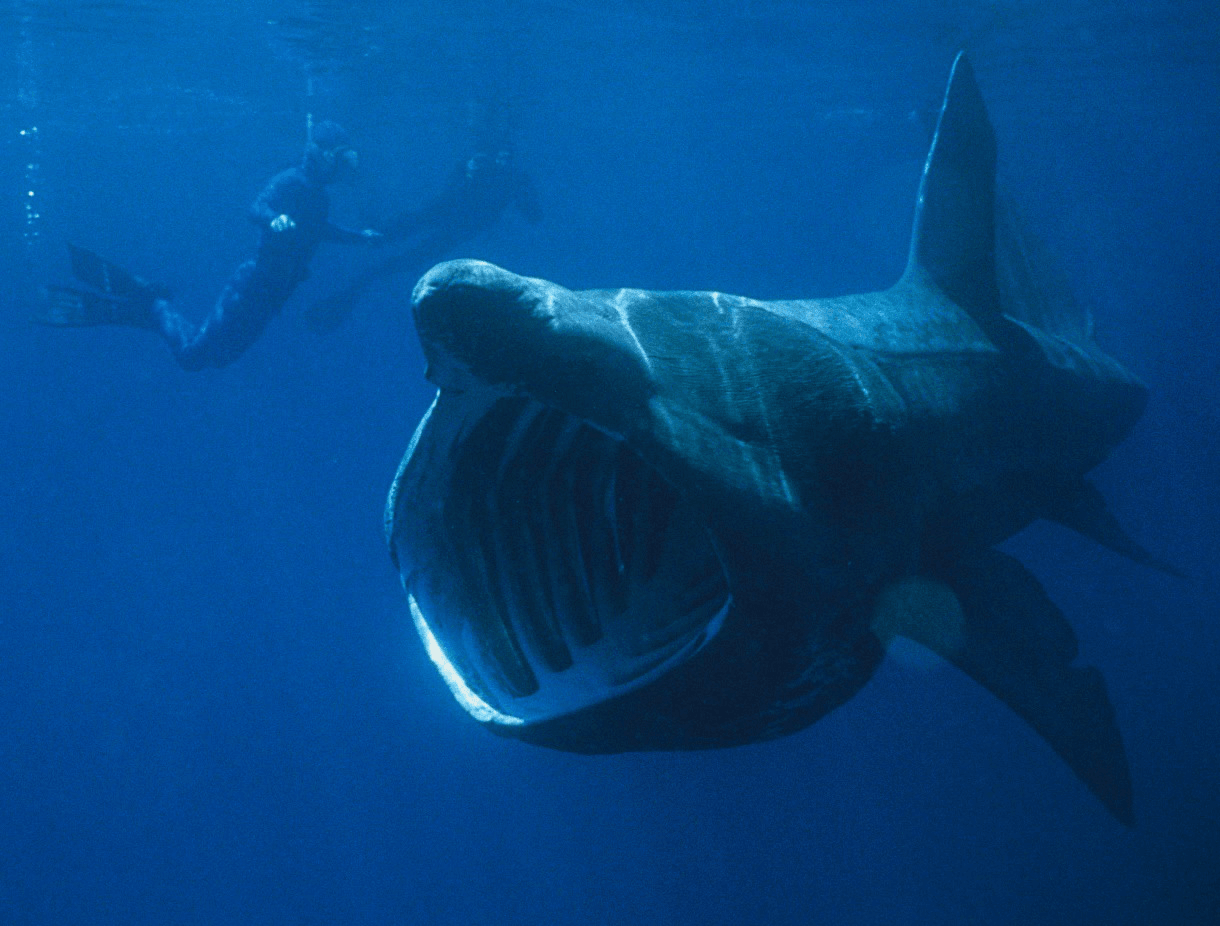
[384,147,541,249]
[38,121,383,370]
[305,144,540,333]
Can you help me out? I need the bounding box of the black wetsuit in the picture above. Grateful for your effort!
[157,152,368,370]
[383,155,540,249]
[306,154,539,331]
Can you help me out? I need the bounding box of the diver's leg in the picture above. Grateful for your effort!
[156,261,253,371]
[162,259,292,371]
[152,298,212,372]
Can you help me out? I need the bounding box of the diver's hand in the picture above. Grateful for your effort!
[270,214,296,233]
[361,228,386,246]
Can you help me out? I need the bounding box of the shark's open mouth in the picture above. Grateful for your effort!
[387,390,732,726]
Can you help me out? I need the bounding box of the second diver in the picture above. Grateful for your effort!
[304,144,540,333]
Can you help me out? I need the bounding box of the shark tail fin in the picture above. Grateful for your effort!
[902,53,1003,329]
[875,550,1134,826]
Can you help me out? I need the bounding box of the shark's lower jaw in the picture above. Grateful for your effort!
[388,389,732,727]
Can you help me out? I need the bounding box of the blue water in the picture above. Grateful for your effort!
[2,2,1217,923]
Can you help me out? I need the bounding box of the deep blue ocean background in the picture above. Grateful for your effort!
[2,2,1217,923]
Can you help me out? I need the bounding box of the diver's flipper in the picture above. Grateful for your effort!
[67,244,173,304]
[34,285,157,330]
[304,287,359,335]
[878,550,1133,826]
[1044,479,1184,578]
[68,244,146,298]
[34,285,116,327]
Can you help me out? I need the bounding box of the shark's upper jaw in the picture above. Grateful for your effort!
[390,330,732,727]
[411,260,653,438]
[411,260,543,395]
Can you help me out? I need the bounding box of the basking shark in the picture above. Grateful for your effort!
[385,54,1170,824]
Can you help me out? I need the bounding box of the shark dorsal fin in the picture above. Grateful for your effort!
[902,53,1001,322]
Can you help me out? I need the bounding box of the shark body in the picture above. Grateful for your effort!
[386,55,1168,824]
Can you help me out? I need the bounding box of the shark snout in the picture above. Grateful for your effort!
[412,259,551,392]
[411,259,653,435]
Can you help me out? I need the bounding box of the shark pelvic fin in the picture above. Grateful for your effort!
[902,53,1002,328]
[875,550,1134,826]
[1044,479,1185,578]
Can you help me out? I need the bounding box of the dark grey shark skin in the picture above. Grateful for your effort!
[386,54,1167,825]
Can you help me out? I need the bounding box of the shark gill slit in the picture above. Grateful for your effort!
[446,398,538,699]
[545,417,602,647]
[493,403,573,673]
[439,395,731,707]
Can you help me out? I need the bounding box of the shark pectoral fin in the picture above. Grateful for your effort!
[1045,479,1185,578]
[875,551,1133,826]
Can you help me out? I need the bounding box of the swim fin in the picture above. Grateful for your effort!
[68,244,142,296]
[34,285,158,330]
[67,244,173,301]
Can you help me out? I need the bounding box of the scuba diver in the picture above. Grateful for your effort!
[37,121,383,370]
[304,143,540,333]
